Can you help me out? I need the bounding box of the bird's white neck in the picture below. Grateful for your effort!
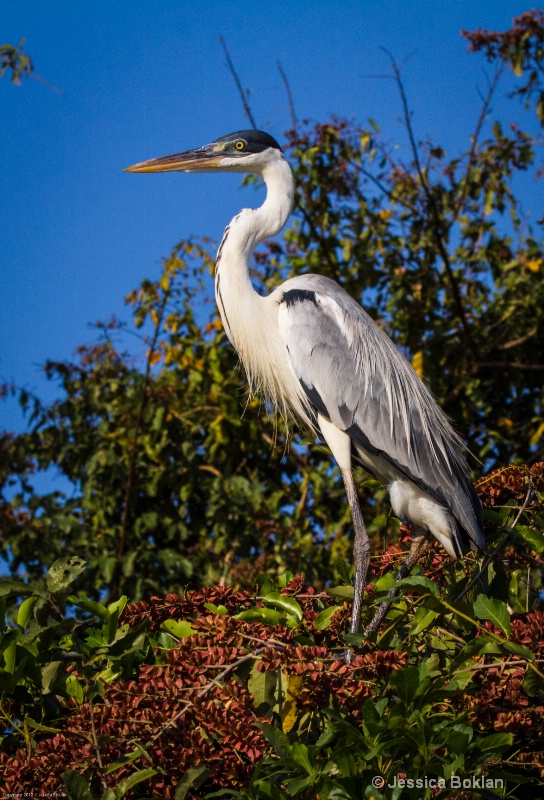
[214,155,294,338]
[214,154,305,422]
[218,155,294,264]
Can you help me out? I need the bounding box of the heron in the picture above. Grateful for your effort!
[125,129,484,636]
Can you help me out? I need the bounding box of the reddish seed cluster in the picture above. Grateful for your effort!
[121,586,256,630]
[466,612,544,777]
[0,576,410,798]
[475,463,544,505]
[258,643,407,718]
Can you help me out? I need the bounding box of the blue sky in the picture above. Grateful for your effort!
[0,1,535,434]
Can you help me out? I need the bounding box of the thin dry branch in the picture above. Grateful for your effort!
[382,48,478,359]
[219,36,257,130]
[278,60,297,131]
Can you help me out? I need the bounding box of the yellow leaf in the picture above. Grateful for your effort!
[150,309,159,326]
[529,421,544,447]
[160,272,170,291]
[147,350,162,367]
[411,350,424,378]
[280,673,303,734]
[498,417,514,429]
[527,258,542,273]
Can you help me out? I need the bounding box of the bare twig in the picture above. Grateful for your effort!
[277,60,297,131]
[479,360,544,371]
[219,36,257,129]
[454,657,544,674]
[496,327,538,350]
[382,48,478,359]
[88,694,104,771]
[454,65,504,217]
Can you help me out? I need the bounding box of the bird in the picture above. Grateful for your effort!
[125,129,484,636]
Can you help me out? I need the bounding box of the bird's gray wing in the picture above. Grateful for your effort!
[276,274,483,551]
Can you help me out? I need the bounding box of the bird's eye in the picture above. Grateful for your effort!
[234,140,246,151]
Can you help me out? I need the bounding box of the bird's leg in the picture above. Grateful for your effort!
[364,526,432,635]
[341,467,371,636]
[315,415,371,639]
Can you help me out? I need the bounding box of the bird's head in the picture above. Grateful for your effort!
[124,130,284,176]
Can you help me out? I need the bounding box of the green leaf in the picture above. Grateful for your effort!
[105,745,153,774]
[175,765,211,800]
[262,593,303,623]
[312,605,343,631]
[523,667,544,698]
[447,670,474,691]
[501,641,534,660]
[515,525,544,554]
[46,556,86,593]
[61,770,95,800]
[374,572,396,594]
[476,732,513,753]
[103,609,121,645]
[16,595,38,628]
[41,660,63,694]
[66,674,84,705]
[235,608,285,626]
[328,585,354,600]
[389,666,420,707]
[256,573,275,596]
[0,579,32,598]
[410,607,438,636]
[161,619,197,638]
[290,741,314,774]
[396,575,439,595]
[0,668,16,693]
[277,571,294,588]
[257,722,292,758]
[204,602,228,615]
[450,636,502,671]
[72,596,109,621]
[473,595,511,636]
[107,596,128,617]
[334,558,353,584]
[25,715,62,734]
[248,663,277,712]
[343,632,365,646]
[115,767,157,797]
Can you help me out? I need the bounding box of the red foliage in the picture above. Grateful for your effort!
[466,612,544,778]
[0,587,404,797]
[462,11,544,62]
[475,462,544,505]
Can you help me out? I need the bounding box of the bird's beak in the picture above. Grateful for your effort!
[124,144,223,174]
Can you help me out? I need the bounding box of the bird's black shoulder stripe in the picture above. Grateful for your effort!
[281,288,318,309]
[300,379,328,417]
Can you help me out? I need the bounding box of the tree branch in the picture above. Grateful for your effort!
[384,49,478,359]
[219,36,257,129]
[278,60,297,131]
